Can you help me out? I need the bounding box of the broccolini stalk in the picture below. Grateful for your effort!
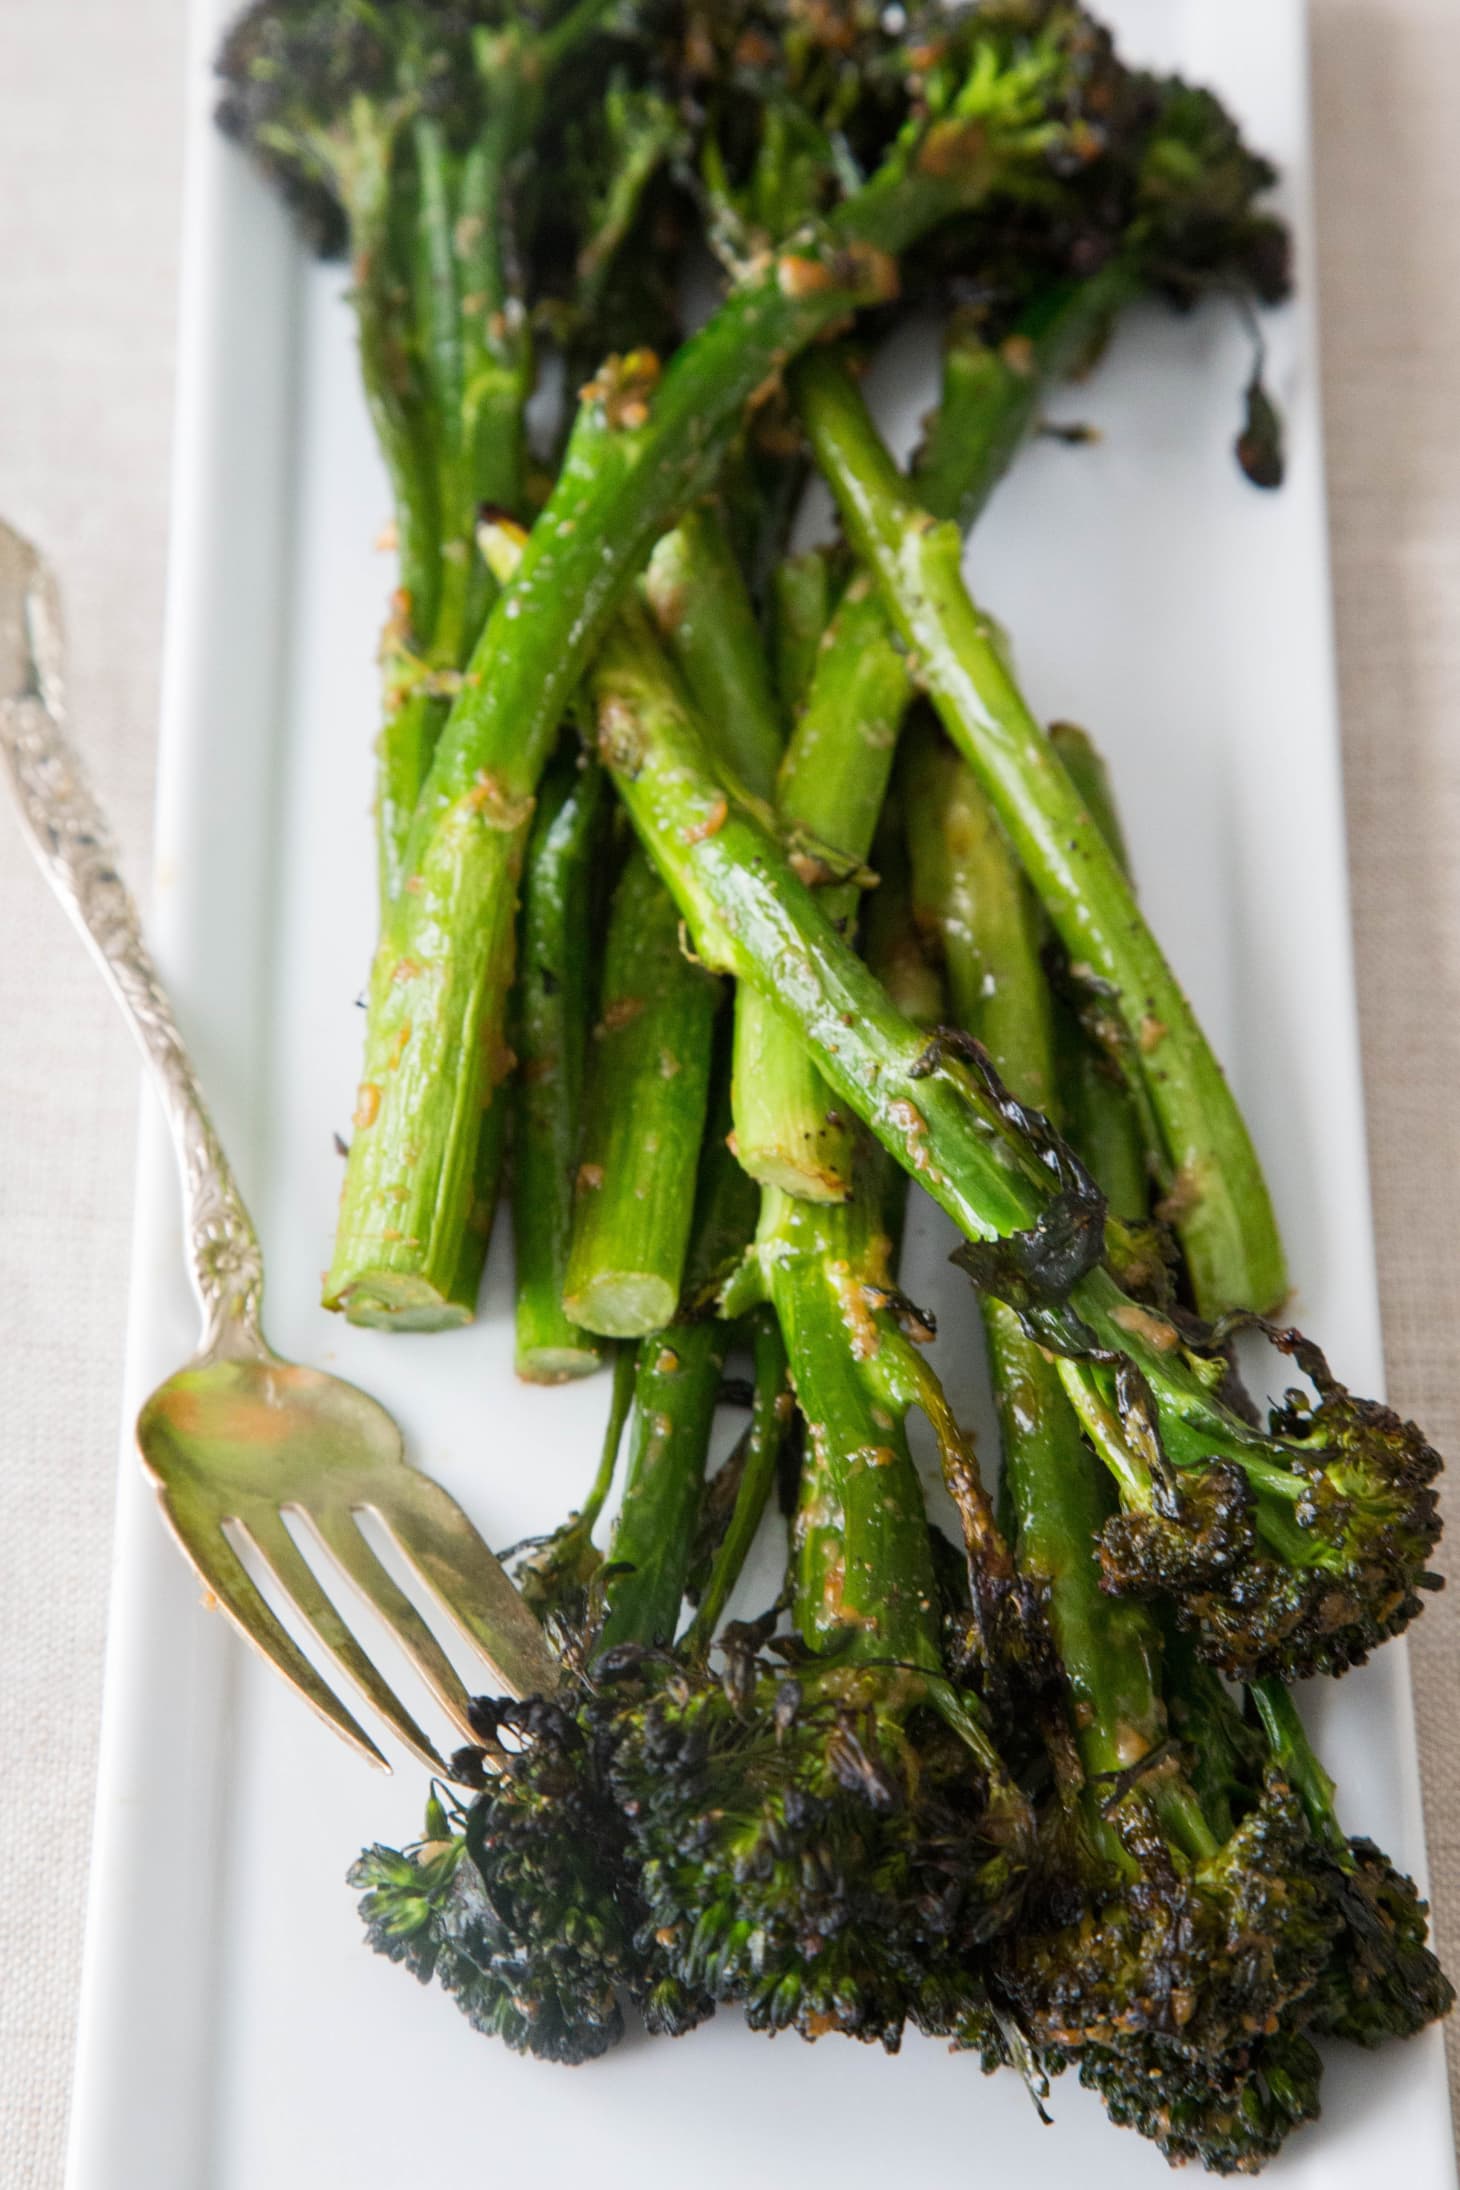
[905,716,1056,1117]
[512,745,607,1381]
[595,1065,764,1642]
[381,62,553,887]
[862,806,947,1033]
[644,503,785,799]
[758,1157,1023,1699]
[793,346,1287,1323]
[598,1319,732,1649]
[1047,720,1166,1220]
[514,1341,635,1624]
[770,549,832,720]
[644,499,826,1206]
[586,603,1443,1681]
[733,575,911,1201]
[912,310,1049,533]
[900,715,1169,1859]
[595,1051,770,1638]
[523,1076,760,1633]
[589,601,1080,1250]
[902,713,1108,1767]
[325,8,1130,1325]
[684,1311,792,1654]
[1054,995,1153,1230]
[563,845,720,1338]
[1048,719,1131,871]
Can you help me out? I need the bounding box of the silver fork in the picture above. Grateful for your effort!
[0,519,560,1773]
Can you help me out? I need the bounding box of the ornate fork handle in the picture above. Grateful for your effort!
[0,531,265,1356]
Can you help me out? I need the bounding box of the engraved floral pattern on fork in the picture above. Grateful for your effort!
[0,535,265,1349]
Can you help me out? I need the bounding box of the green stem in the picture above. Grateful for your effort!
[644,504,784,800]
[597,1098,756,1651]
[861,803,944,1264]
[766,1181,941,1676]
[770,549,832,719]
[1048,719,1133,873]
[794,348,1287,1321]
[455,129,531,528]
[599,1318,732,1652]
[513,746,607,1382]
[863,806,946,1032]
[328,126,1028,1323]
[586,1342,637,1534]
[349,159,440,642]
[563,844,720,1338]
[994,1299,1188,1862]
[687,1312,791,1653]
[352,168,444,911]
[514,1340,636,1618]
[1250,1677,1349,1861]
[376,682,447,912]
[1048,719,1167,1217]
[1055,1007,1153,1228]
[912,273,1132,529]
[904,716,1056,1117]
[411,116,467,490]
[323,768,523,1326]
[377,108,536,906]
[735,576,915,1202]
[760,1146,1014,1799]
[681,1059,762,1314]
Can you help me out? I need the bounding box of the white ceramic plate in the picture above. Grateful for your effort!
[65,3,1457,2184]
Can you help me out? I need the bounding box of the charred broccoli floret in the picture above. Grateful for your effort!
[455,1693,713,2048]
[604,1647,1028,2048]
[349,1770,630,2065]
[1075,2024,1324,2178]
[1072,1323,1444,1682]
[350,1701,710,2066]
[1312,1840,1456,2047]
[996,1755,1336,2074]
[1249,1675,1455,2049]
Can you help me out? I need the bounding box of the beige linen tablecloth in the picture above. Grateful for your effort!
[1,2,1457,2180]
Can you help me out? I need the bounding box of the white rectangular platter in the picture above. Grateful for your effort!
[65,2,1458,2185]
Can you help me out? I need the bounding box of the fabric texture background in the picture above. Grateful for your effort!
[0,2,1455,2180]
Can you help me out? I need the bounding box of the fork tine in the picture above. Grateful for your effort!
[243,1511,448,1775]
[305,1506,479,1739]
[367,1476,563,1701]
[156,1499,389,1771]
